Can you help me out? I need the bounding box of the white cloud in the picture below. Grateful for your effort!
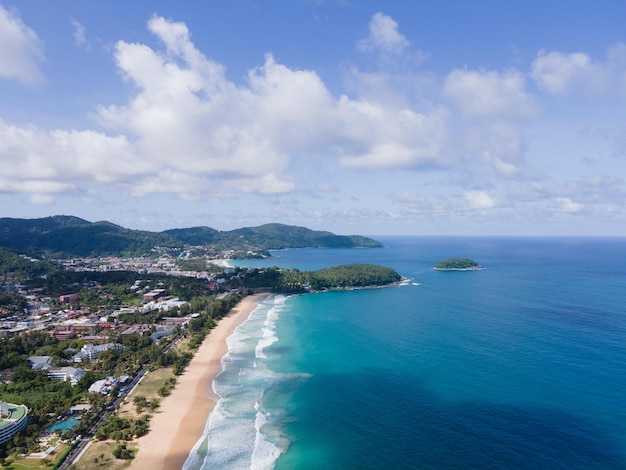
[463,122,525,177]
[464,190,497,210]
[0,118,141,193]
[337,99,449,169]
[0,15,359,201]
[3,11,620,229]
[70,18,88,49]
[0,4,44,84]
[357,12,409,56]
[224,173,295,194]
[531,50,610,95]
[444,68,536,118]
[556,197,585,213]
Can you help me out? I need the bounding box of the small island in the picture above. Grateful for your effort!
[433,258,483,271]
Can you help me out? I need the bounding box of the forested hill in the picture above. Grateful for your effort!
[0,216,382,257]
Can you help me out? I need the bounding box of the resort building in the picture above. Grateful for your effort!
[46,366,86,386]
[0,401,28,444]
[73,342,124,362]
[88,376,118,394]
[28,355,52,371]
[27,357,86,385]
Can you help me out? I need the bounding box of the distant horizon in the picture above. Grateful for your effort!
[2,1,626,236]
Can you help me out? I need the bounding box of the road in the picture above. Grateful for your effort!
[58,334,182,468]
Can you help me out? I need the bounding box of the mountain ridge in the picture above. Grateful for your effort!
[0,216,382,257]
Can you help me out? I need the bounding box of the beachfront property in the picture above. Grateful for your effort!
[0,401,28,444]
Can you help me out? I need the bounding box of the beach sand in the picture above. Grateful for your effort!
[129,293,270,470]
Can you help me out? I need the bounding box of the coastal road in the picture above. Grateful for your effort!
[58,335,182,468]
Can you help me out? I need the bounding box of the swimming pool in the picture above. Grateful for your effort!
[48,417,79,433]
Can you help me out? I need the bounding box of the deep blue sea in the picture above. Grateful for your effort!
[184,237,626,469]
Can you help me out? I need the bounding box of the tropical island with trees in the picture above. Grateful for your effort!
[433,258,483,271]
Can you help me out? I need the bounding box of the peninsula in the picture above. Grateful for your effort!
[433,258,483,271]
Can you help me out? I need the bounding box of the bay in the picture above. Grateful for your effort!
[187,237,626,469]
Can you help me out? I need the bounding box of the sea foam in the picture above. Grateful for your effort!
[183,295,292,470]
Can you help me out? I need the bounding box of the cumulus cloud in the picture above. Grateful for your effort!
[0,14,460,203]
[4,10,619,227]
[336,98,449,169]
[531,49,610,95]
[357,12,409,56]
[0,4,44,84]
[98,21,330,182]
[0,118,139,193]
[444,68,536,118]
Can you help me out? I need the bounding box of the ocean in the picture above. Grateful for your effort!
[184,236,626,469]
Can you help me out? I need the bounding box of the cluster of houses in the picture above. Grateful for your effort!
[28,343,125,386]
[0,281,190,339]
[60,254,225,278]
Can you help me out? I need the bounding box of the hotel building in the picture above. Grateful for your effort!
[0,401,28,444]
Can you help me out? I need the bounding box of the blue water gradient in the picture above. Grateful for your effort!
[189,237,626,469]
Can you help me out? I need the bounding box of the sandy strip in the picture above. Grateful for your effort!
[130,293,271,470]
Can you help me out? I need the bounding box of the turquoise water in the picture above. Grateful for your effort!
[186,237,626,469]
[48,417,79,433]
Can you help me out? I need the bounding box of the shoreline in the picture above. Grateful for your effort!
[433,266,484,271]
[129,292,271,470]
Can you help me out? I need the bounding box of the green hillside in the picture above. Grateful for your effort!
[0,216,382,258]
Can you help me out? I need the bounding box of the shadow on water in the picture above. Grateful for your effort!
[273,370,625,470]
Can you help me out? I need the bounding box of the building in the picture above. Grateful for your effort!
[73,342,124,362]
[69,404,93,414]
[143,289,166,302]
[150,326,175,343]
[28,356,52,371]
[0,401,28,444]
[59,293,79,303]
[46,367,85,385]
[88,376,119,394]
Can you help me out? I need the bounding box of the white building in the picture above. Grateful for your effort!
[0,401,28,444]
[74,342,124,362]
[46,367,86,385]
[88,377,118,394]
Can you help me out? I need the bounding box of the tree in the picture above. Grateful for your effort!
[112,442,133,459]
[133,395,148,413]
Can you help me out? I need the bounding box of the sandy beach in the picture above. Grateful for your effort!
[129,293,270,470]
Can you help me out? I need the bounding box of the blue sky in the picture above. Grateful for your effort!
[2,1,626,236]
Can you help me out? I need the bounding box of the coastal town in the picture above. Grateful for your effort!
[0,242,400,469]
[0,250,265,469]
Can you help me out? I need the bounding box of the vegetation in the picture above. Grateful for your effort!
[434,258,481,270]
[95,415,149,441]
[0,220,396,464]
[70,440,137,470]
[175,258,208,272]
[237,264,401,293]
[0,247,62,283]
[0,217,383,258]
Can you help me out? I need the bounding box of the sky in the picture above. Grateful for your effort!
[1,0,626,236]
